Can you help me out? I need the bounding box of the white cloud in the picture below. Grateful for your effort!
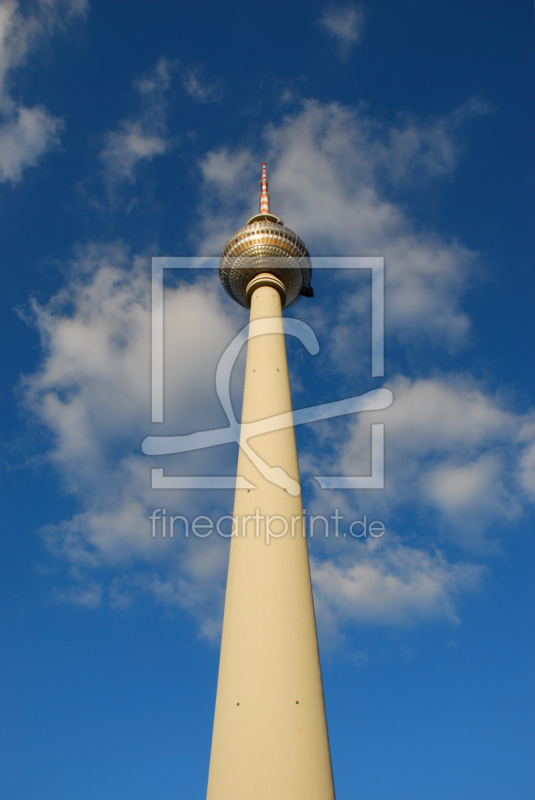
[23,241,243,636]
[54,582,103,608]
[196,100,491,348]
[379,97,492,184]
[99,57,174,186]
[24,242,240,488]
[100,121,170,183]
[319,3,366,59]
[306,375,531,548]
[425,455,502,513]
[518,418,535,502]
[0,0,88,96]
[201,148,254,188]
[0,103,62,181]
[311,536,484,645]
[98,58,224,191]
[0,0,87,183]
[182,65,222,103]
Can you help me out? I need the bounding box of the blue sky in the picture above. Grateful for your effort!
[1,1,534,798]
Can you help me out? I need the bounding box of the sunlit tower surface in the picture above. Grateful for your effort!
[206,165,335,799]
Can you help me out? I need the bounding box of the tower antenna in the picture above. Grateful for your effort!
[260,162,269,214]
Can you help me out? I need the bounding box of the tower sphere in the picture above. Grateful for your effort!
[219,164,313,309]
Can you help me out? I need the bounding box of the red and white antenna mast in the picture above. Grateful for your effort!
[260,162,270,213]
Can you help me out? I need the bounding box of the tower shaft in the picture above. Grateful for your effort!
[206,280,335,800]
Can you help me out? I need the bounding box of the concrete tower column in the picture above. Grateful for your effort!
[206,273,335,800]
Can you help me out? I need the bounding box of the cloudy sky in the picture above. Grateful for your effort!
[1,1,534,798]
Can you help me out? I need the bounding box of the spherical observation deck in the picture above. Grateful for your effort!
[219,209,313,310]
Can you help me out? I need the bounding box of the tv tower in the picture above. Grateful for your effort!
[207,165,335,799]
